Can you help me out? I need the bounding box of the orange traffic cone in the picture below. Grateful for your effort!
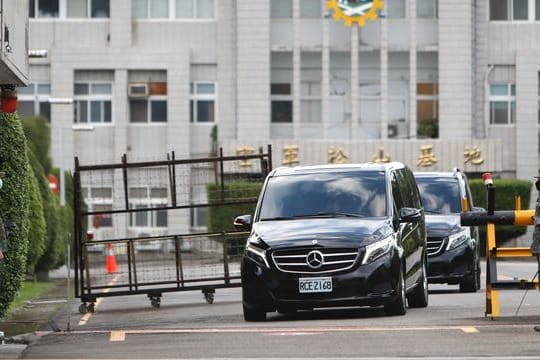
[106,243,118,274]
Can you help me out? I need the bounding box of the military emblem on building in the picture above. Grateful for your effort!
[326,0,384,27]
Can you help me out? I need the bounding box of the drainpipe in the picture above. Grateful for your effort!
[483,65,494,139]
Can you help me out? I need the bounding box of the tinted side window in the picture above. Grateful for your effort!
[396,169,414,208]
[403,168,422,208]
[391,172,404,210]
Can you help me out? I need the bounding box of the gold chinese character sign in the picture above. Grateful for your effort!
[236,146,256,167]
[372,147,391,163]
[328,146,348,164]
[282,145,300,166]
[464,146,484,165]
[417,145,437,167]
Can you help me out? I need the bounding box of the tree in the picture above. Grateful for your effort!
[25,161,46,275]
[0,112,31,318]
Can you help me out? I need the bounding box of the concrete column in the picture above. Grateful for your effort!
[380,17,388,139]
[408,0,417,139]
[351,26,359,140]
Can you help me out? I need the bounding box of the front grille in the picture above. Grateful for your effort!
[427,237,446,256]
[271,247,360,274]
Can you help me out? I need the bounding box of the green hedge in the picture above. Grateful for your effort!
[0,112,31,319]
[469,178,532,244]
[207,181,263,233]
[25,162,46,275]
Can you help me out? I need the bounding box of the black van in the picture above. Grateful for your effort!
[234,162,428,321]
[414,169,481,293]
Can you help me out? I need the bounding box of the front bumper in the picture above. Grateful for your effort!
[427,242,475,284]
[241,251,401,311]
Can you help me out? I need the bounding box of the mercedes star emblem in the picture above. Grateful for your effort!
[306,250,324,269]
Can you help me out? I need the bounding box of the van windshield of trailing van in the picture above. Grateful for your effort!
[259,171,387,220]
[415,177,461,214]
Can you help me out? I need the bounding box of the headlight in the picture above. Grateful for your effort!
[362,235,394,265]
[245,234,269,268]
[446,228,470,251]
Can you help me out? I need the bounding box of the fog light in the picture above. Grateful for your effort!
[255,266,263,276]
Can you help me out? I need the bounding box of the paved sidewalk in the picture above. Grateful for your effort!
[0,266,73,359]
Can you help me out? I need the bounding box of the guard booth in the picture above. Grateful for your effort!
[73,146,272,313]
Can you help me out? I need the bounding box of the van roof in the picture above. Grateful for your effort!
[271,162,407,176]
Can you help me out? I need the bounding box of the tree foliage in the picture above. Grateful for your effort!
[0,112,31,318]
[25,161,46,275]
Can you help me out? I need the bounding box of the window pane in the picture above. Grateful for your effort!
[196,0,214,18]
[133,0,148,18]
[272,101,293,123]
[91,187,112,198]
[417,0,436,18]
[18,101,35,118]
[92,0,110,18]
[196,83,215,94]
[78,101,88,123]
[300,0,321,18]
[190,100,194,122]
[17,84,35,95]
[155,208,168,227]
[176,0,194,18]
[93,204,113,227]
[491,101,509,124]
[490,0,508,20]
[151,0,168,18]
[67,0,87,17]
[39,102,51,121]
[75,83,89,95]
[271,0,292,18]
[196,100,214,122]
[150,188,167,198]
[129,187,148,198]
[103,101,112,122]
[490,84,508,96]
[301,99,321,123]
[537,0,540,19]
[130,100,148,123]
[30,0,36,17]
[135,206,149,227]
[91,83,112,94]
[37,84,51,94]
[90,101,102,122]
[38,0,59,18]
[513,0,528,19]
[387,0,405,18]
[271,83,291,95]
[151,100,167,122]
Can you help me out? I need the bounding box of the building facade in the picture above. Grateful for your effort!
[1,0,28,85]
[22,0,540,236]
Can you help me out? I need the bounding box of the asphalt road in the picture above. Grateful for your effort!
[16,261,540,359]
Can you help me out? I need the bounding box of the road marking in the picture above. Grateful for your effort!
[78,275,119,326]
[461,327,479,333]
[110,331,126,342]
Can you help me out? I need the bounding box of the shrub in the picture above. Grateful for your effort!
[0,112,31,318]
[207,181,263,233]
[469,178,532,245]
[25,162,46,275]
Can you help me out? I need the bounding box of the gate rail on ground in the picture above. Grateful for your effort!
[73,146,272,313]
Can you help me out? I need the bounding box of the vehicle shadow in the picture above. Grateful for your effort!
[268,306,387,321]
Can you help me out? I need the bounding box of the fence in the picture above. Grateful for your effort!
[73,146,272,312]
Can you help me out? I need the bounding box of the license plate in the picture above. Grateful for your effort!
[298,277,332,293]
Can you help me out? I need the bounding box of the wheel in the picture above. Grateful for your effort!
[243,304,266,322]
[384,266,407,316]
[407,259,429,308]
[204,292,214,304]
[78,304,88,314]
[459,259,480,293]
[87,303,96,313]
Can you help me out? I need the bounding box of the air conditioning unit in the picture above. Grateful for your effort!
[128,83,149,98]
[388,124,399,138]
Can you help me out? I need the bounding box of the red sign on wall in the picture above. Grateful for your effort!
[48,174,59,195]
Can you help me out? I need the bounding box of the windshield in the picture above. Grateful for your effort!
[415,177,461,214]
[258,171,387,220]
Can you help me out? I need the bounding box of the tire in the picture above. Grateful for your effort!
[243,304,266,322]
[384,266,407,316]
[459,259,480,293]
[407,259,429,308]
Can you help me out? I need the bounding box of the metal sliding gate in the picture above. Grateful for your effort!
[73,146,272,313]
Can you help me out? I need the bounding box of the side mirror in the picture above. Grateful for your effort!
[400,207,423,223]
[233,215,252,231]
